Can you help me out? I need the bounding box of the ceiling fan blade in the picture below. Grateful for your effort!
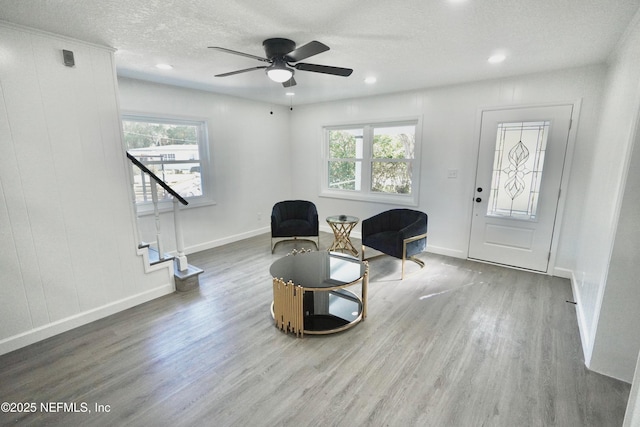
[284,41,329,62]
[282,77,297,88]
[294,63,353,77]
[215,66,267,77]
[208,46,270,63]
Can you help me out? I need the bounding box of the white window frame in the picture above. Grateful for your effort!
[122,113,213,214]
[320,117,422,206]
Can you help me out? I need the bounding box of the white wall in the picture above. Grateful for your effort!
[288,66,606,269]
[573,12,640,382]
[622,126,640,427]
[117,78,292,253]
[117,66,608,274]
[0,23,173,355]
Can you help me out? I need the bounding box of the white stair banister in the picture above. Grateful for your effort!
[173,198,188,272]
[127,152,191,272]
[150,179,164,258]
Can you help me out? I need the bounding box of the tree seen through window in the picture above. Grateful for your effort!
[326,123,416,196]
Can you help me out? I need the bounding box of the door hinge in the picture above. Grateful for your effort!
[569,118,573,130]
[548,252,552,261]
[558,188,562,199]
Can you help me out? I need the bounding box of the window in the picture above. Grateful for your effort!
[122,114,210,209]
[322,119,421,205]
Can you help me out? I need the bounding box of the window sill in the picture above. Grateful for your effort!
[319,189,418,206]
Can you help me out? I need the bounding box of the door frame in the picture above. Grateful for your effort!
[468,100,582,276]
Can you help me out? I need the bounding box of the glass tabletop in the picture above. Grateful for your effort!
[270,251,366,289]
[326,215,359,223]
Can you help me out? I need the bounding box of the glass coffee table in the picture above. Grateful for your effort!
[270,251,368,336]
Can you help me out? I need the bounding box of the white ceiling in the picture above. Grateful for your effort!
[1,0,639,105]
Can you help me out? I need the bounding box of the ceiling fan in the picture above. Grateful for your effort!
[208,38,353,87]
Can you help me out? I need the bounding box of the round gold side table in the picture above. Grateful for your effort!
[326,215,359,256]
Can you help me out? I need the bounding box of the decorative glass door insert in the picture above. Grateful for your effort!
[486,121,550,220]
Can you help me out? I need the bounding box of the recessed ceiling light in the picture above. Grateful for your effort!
[285,92,295,96]
[364,76,377,84]
[155,63,173,70]
[488,54,506,64]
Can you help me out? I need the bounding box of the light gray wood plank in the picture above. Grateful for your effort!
[0,232,630,426]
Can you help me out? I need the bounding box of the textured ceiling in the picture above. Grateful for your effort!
[1,0,639,105]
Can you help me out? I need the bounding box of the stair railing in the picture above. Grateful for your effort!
[127,152,190,272]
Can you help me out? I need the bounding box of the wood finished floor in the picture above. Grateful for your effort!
[0,232,630,426]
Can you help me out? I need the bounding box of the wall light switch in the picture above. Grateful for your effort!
[447,169,458,179]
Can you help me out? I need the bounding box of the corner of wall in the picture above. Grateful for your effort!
[569,269,593,367]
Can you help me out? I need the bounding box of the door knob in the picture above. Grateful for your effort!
[477,187,483,192]
[475,197,482,203]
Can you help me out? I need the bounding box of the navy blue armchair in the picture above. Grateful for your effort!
[271,200,319,253]
[361,209,428,279]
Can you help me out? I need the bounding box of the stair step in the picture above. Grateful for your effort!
[147,247,174,266]
[174,262,204,279]
[174,260,204,292]
[143,245,203,291]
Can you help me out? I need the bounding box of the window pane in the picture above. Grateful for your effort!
[123,120,203,203]
[373,125,415,159]
[329,128,363,159]
[487,121,550,219]
[371,161,411,194]
[328,160,360,190]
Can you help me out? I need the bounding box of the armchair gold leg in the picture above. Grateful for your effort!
[363,234,426,280]
[402,256,425,279]
[272,236,320,254]
[402,233,428,279]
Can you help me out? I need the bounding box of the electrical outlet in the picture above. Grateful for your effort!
[447,169,458,179]
[257,212,262,221]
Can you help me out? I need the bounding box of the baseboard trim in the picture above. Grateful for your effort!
[569,270,592,367]
[185,227,270,254]
[0,283,175,356]
[426,245,467,259]
[552,266,573,279]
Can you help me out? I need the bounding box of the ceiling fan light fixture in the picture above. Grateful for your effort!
[267,68,293,82]
[266,61,294,83]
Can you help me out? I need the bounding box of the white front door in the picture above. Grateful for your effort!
[469,105,573,272]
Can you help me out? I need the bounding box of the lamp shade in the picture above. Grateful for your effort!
[267,67,293,83]
[266,59,294,83]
